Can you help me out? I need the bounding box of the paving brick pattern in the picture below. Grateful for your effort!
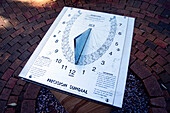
[0,0,169,112]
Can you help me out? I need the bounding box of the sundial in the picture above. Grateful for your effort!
[19,7,135,108]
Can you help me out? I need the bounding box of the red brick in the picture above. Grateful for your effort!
[141,10,155,17]
[140,2,149,9]
[30,28,43,37]
[130,60,152,79]
[164,38,170,44]
[132,39,137,46]
[21,100,36,113]
[24,83,41,99]
[21,60,28,67]
[163,64,170,74]
[155,15,169,24]
[23,27,34,35]
[126,6,140,12]
[113,4,124,9]
[147,4,157,12]
[135,51,146,60]
[9,18,20,26]
[144,56,155,66]
[119,10,131,16]
[134,28,144,35]
[0,36,12,48]
[143,76,163,96]
[145,65,153,72]
[28,14,41,23]
[145,16,159,24]
[0,26,7,34]
[130,55,136,64]
[131,12,145,18]
[162,90,170,98]
[10,59,22,70]
[0,52,11,65]
[0,88,12,100]
[149,0,158,4]
[51,2,59,9]
[150,97,166,108]
[46,18,55,25]
[134,34,146,43]
[152,64,164,74]
[143,32,156,41]
[23,11,32,19]
[154,7,164,15]
[13,67,22,77]
[1,69,14,81]
[106,0,112,3]
[154,38,168,48]
[0,100,7,113]
[154,55,167,66]
[16,14,26,22]
[5,77,18,88]
[13,8,21,14]
[0,80,6,92]
[28,43,38,53]
[9,13,17,19]
[30,8,38,16]
[18,43,31,53]
[17,78,26,86]
[152,72,160,80]
[7,96,18,104]
[152,30,166,40]
[159,72,170,83]
[8,43,21,54]
[139,24,153,33]
[11,85,23,95]
[14,21,28,30]
[11,28,24,38]
[33,22,46,30]
[131,47,137,55]
[155,47,168,57]
[5,108,15,113]
[150,107,168,113]
[165,54,170,62]
[44,4,53,11]
[165,100,170,111]
[37,7,45,13]
[135,42,147,52]
[4,7,13,14]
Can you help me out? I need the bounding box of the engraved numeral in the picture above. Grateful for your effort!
[101,61,105,65]
[56,59,62,63]
[115,42,118,46]
[83,70,85,74]
[92,67,96,72]
[69,69,76,77]
[61,65,67,70]
[55,49,58,53]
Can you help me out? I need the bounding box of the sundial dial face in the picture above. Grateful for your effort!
[62,10,117,65]
[19,7,135,108]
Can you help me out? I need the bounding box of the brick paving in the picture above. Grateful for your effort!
[0,0,169,112]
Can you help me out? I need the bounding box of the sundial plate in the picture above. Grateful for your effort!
[19,7,135,108]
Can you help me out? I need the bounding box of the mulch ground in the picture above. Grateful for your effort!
[0,0,169,113]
